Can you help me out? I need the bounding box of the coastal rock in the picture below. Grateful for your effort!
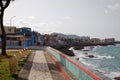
[87,55,95,58]
[64,50,75,56]
[114,76,120,80]
[83,53,88,55]
[53,46,75,56]
[74,46,84,50]
[76,57,79,60]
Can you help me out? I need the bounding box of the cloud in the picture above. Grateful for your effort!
[33,22,48,27]
[62,16,72,20]
[33,22,58,28]
[49,22,57,27]
[104,9,108,14]
[17,19,24,22]
[31,22,56,33]
[107,3,120,10]
[104,3,120,14]
[56,21,63,24]
[27,16,35,19]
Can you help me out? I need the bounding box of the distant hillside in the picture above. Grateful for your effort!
[51,32,88,39]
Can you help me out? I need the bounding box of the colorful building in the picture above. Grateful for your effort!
[16,27,35,46]
[102,38,115,43]
[0,26,43,46]
[90,38,101,44]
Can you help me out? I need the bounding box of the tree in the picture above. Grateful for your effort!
[0,0,14,56]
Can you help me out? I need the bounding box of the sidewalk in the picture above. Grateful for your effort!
[28,51,53,80]
[18,50,66,80]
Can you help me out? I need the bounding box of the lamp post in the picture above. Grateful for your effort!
[24,33,26,47]
[10,16,16,27]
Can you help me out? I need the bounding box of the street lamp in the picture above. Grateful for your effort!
[10,16,16,27]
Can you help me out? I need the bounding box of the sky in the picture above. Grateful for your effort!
[3,0,120,40]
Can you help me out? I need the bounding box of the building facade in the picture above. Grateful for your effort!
[0,26,16,35]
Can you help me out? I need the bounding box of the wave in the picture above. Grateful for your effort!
[74,52,117,79]
[94,70,120,79]
[104,72,120,79]
[69,47,74,50]
[79,58,93,66]
[73,46,120,80]
[83,55,115,60]
[96,55,115,59]
[76,52,115,60]
[78,58,119,79]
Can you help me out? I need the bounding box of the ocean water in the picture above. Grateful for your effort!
[72,44,120,79]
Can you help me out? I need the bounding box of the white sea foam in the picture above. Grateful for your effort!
[78,57,95,67]
[69,47,74,51]
[94,68,120,80]
[96,55,115,59]
[74,52,117,80]
[84,54,115,60]
[73,46,119,80]
[104,72,120,80]
[76,52,115,60]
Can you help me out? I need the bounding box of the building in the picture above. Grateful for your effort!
[78,36,91,43]
[0,26,16,35]
[0,26,23,46]
[16,27,44,46]
[6,35,25,46]
[16,27,32,35]
[102,38,115,43]
[0,26,36,46]
[90,38,101,44]
[0,26,45,46]
[16,27,35,46]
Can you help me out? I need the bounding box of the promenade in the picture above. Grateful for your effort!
[28,51,53,80]
[18,50,66,80]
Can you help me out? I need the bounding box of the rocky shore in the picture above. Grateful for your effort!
[52,46,75,56]
[114,76,120,80]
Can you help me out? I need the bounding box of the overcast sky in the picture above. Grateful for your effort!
[4,0,120,40]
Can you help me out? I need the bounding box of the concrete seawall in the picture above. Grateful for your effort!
[46,47,112,80]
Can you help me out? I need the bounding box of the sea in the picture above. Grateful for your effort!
[70,44,120,80]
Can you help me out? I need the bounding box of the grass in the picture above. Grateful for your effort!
[0,60,15,80]
[0,50,31,80]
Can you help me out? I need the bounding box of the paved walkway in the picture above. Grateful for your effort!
[28,51,53,80]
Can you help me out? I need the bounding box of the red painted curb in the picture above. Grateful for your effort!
[47,52,71,80]
[49,47,102,80]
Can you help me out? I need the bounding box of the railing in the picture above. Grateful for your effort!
[46,47,102,80]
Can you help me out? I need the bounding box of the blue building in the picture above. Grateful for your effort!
[16,27,36,46]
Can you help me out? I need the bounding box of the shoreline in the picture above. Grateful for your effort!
[53,46,113,79]
[72,46,120,80]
